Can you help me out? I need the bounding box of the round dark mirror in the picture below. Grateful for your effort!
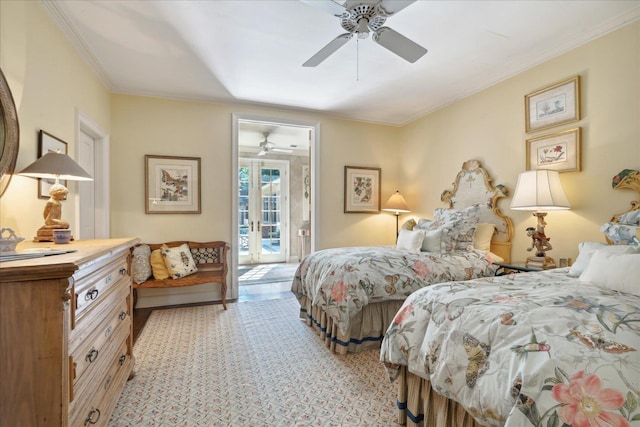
[0,68,20,197]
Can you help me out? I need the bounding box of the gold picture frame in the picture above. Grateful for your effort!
[526,127,581,173]
[145,155,201,214]
[525,76,580,133]
[344,166,381,213]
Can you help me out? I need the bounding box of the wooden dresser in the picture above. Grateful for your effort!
[0,238,139,426]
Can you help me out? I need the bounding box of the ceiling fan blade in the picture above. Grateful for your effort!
[378,0,416,16]
[272,148,294,154]
[299,0,346,17]
[373,27,427,63]
[303,33,352,67]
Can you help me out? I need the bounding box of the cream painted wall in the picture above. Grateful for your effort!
[2,1,638,307]
[400,20,640,264]
[0,1,111,237]
[110,95,401,306]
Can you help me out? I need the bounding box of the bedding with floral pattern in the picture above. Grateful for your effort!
[291,246,496,336]
[380,268,640,427]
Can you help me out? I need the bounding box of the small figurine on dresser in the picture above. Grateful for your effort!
[34,183,73,242]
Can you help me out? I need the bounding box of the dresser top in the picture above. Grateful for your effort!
[0,238,140,281]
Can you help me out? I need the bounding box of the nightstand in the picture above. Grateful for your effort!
[494,262,546,276]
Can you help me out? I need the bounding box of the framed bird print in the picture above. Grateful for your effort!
[145,155,201,214]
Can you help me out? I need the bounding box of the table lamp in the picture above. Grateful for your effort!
[383,190,411,236]
[510,169,570,269]
[18,151,93,242]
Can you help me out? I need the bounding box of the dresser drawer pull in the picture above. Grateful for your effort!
[85,348,99,363]
[84,407,101,425]
[104,374,112,390]
[104,326,113,338]
[84,289,99,301]
[105,274,113,285]
[119,267,127,276]
[119,311,127,321]
[119,354,126,366]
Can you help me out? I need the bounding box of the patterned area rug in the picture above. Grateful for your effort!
[110,298,397,426]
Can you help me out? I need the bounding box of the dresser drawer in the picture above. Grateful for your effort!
[69,339,132,427]
[70,298,130,387]
[73,255,129,325]
[69,282,130,355]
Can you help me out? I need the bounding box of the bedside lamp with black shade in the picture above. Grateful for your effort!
[18,151,93,242]
[510,169,570,269]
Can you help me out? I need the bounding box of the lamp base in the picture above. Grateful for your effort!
[525,255,556,270]
[33,228,74,242]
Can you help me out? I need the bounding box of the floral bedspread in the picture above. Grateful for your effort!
[381,268,640,427]
[291,246,496,335]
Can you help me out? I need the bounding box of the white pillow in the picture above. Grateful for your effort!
[396,228,425,252]
[567,242,639,277]
[473,223,496,252]
[421,228,443,253]
[486,252,504,263]
[579,251,640,296]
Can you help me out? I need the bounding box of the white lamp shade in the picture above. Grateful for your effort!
[510,169,570,211]
[383,190,411,213]
[18,152,93,181]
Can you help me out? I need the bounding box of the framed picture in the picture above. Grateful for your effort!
[344,166,381,213]
[525,75,580,133]
[145,155,201,214]
[526,127,581,173]
[38,130,68,199]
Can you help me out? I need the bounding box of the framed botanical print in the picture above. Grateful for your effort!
[38,130,68,199]
[526,127,581,173]
[525,76,580,133]
[145,155,201,214]
[344,166,381,213]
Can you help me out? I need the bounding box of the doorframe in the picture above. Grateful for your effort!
[231,113,320,299]
[73,109,110,239]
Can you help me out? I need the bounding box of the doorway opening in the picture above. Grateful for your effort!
[231,114,319,300]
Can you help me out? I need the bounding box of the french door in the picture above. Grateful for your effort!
[238,159,289,264]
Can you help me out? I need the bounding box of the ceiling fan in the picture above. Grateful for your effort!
[300,0,427,67]
[258,132,293,156]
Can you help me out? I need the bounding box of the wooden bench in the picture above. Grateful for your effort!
[133,241,229,309]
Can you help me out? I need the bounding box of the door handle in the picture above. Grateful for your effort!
[257,221,260,232]
[250,221,254,232]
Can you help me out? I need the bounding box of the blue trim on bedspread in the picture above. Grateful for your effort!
[300,308,383,348]
[397,400,424,423]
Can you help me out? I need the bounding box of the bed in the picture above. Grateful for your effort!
[380,168,640,427]
[292,159,514,354]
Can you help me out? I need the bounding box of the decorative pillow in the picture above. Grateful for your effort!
[568,241,639,277]
[433,205,482,251]
[396,229,425,252]
[131,244,152,284]
[401,218,417,231]
[579,251,640,296]
[161,243,198,279]
[617,209,640,225]
[415,218,434,230]
[473,223,496,252]
[150,249,170,280]
[600,222,640,246]
[421,228,443,253]
[486,252,504,263]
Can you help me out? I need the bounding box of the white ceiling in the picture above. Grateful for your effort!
[43,0,639,126]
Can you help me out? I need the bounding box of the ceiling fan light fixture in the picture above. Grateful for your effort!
[357,18,369,39]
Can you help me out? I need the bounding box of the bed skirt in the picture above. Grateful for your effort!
[297,295,404,355]
[397,366,480,427]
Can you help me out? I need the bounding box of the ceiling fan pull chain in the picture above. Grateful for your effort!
[356,37,360,82]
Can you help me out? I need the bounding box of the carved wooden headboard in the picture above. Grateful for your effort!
[441,159,514,263]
